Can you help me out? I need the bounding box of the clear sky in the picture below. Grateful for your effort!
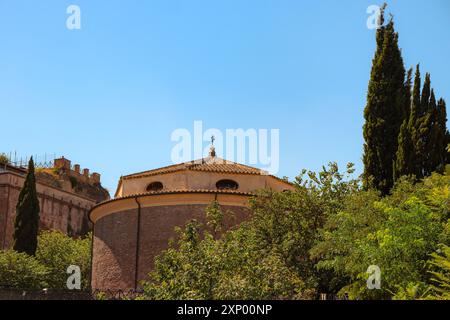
[0,0,449,193]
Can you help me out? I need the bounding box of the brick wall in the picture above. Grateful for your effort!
[91,204,250,291]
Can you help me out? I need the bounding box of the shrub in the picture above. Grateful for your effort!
[36,231,91,290]
[0,153,9,165]
[0,250,48,289]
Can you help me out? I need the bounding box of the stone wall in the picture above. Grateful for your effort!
[54,157,101,185]
[0,171,96,250]
[91,204,250,291]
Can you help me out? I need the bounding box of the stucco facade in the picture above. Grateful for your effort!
[90,155,294,291]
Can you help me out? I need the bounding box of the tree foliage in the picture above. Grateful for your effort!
[141,165,449,300]
[0,231,91,290]
[141,163,359,299]
[13,157,40,256]
[363,6,407,195]
[311,173,449,299]
[36,231,91,290]
[363,6,448,194]
[0,250,49,289]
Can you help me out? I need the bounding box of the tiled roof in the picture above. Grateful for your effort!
[122,157,267,180]
[96,188,253,209]
[114,156,292,198]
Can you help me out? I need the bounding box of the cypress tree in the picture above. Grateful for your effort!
[403,68,413,119]
[406,66,448,177]
[420,73,431,116]
[425,90,438,175]
[394,69,415,180]
[439,99,450,166]
[415,74,433,177]
[13,157,40,256]
[432,98,449,172]
[394,120,415,180]
[407,65,421,177]
[410,65,421,126]
[363,6,407,195]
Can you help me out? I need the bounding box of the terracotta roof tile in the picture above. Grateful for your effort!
[122,157,267,179]
[114,157,292,198]
[98,188,254,210]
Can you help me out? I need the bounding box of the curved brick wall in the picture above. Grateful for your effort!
[91,204,250,291]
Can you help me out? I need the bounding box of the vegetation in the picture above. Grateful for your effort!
[13,157,40,256]
[0,153,9,165]
[0,250,48,290]
[427,244,450,300]
[312,173,449,299]
[363,5,448,195]
[69,176,78,189]
[145,10,450,296]
[0,231,91,290]
[363,4,407,195]
[141,166,449,300]
[36,231,91,290]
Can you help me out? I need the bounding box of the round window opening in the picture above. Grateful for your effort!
[146,181,163,192]
[216,179,239,190]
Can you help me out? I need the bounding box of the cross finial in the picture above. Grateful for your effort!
[209,135,216,158]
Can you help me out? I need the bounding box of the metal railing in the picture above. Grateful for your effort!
[1,152,56,169]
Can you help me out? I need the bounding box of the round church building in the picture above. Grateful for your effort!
[89,150,294,291]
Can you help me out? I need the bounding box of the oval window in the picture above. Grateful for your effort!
[146,181,163,192]
[216,179,239,190]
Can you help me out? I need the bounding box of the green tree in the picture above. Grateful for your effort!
[408,65,422,177]
[0,250,49,289]
[13,157,40,256]
[36,231,92,290]
[415,74,434,177]
[429,98,449,173]
[394,69,415,180]
[312,172,450,299]
[205,200,224,236]
[140,163,359,299]
[394,121,415,180]
[0,153,9,165]
[363,6,408,195]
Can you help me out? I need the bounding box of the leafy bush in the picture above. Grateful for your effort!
[425,244,450,299]
[0,231,92,290]
[311,173,450,299]
[69,176,78,189]
[0,250,48,289]
[36,231,91,290]
[0,153,9,165]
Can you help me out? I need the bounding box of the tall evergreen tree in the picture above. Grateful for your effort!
[424,90,438,175]
[404,66,448,177]
[407,65,422,177]
[410,65,421,126]
[394,120,415,180]
[13,157,40,256]
[394,69,414,180]
[415,74,434,177]
[440,99,450,166]
[431,98,449,172]
[363,6,407,195]
[403,68,413,119]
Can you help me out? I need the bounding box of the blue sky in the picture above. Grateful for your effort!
[0,0,449,193]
